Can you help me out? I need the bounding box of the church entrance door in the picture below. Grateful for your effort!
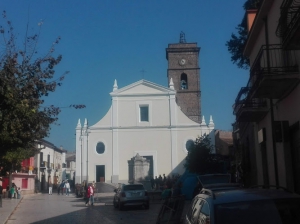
[96,165,105,183]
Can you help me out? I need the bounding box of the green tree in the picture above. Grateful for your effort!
[0,11,84,178]
[185,134,224,174]
[225,0,263,69]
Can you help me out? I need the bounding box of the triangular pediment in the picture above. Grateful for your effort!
[110,79,175,96]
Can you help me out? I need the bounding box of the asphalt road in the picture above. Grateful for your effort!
[5,183,163,224]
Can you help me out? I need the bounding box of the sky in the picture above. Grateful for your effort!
[2,0,249,151]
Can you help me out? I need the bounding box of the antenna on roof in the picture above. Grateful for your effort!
[179,31,186,43]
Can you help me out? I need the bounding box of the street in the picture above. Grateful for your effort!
[5,183,163,224]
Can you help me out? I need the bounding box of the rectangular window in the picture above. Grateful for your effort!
[22,179,28,189]
[140,106,149,122]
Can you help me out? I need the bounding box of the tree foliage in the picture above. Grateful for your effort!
[0,11,85,173]
[185,134,224,174]
[225,0,263,69]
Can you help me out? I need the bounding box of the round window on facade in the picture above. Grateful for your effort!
[186,140,194,152]
[96,142,105,154]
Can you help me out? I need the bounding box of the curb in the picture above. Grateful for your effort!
[4,197,23,224]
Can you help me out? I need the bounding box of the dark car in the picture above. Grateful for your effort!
[185,186,300,224]
[113,183,150,210]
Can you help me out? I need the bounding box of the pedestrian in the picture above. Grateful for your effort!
[90,183,95,206]
[10,185,15,199]
[85,184,93,206]
[65,181,70,196]
[158,175,163,190]
[155,176,159,190]
[17,187,21,199]
[6,185,10,198]
[49,181,53,195]
[0,184,3,200]
[163,174,166,183]
[57,182,60,195]
[166,176,172,189]
[150,176,155,190]
[59,181,64,195]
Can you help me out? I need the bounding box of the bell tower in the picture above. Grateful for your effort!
[166,32,201,123]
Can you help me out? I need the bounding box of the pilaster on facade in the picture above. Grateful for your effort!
[75,119,82,184]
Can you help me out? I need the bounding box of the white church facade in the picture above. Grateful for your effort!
[75,36,216,184]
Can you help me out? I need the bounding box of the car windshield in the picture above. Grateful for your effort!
[215,199,300,224]
[123,185,144,191]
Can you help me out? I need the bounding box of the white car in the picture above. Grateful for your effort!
[113,183,150,210]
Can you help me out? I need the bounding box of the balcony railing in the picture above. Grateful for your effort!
[249,44,299,99]
[276,0,300,49]
[234,98,268,122]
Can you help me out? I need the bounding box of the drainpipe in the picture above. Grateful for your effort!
[264,17,279,188]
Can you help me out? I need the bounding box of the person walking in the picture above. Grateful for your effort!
[65,181,70,196]
[85,184,92,206]
[57,182,60,195]
[155,176,159,190]
[90,183,95,206]
[59,181,64,195]
[150,176,155,190]
[10,185,15,199]
[49,181,53,195]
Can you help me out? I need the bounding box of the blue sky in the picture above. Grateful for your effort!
[2,0,249,151]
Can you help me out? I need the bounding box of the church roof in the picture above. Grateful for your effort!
[110,79,175,97]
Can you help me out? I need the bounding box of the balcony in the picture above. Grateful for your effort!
[276,0,300,50]
[249,44,299,99]
[234,87,268,122]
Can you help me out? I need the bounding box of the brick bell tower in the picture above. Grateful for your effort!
[166,32,201,123]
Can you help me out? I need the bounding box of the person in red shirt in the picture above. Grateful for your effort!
[85,184,94,206]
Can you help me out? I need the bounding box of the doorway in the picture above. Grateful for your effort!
[143,156,154,178]
[96,165,105,183]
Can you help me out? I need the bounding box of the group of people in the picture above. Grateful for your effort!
[6,183,21,199]
[150,174,181,191]
[85,181,96,206]
[55,180,71,196]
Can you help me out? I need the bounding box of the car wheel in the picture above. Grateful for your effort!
[118,200,124,210]
[113,199,118,208]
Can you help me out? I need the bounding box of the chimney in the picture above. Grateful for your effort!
[247,9,257,32]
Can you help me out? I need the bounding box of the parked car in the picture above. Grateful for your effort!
[113,183,150,210]
[179,172,232,200]
[185,186,300,224]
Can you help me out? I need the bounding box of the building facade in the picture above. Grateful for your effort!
[35,140,67,191]
[75,37,215,184]
[233,0,300,192]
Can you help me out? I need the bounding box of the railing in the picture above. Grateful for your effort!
[276,0,300,48]
[251,44,298,77]
[235,87,250,104]
[233,99,268,116]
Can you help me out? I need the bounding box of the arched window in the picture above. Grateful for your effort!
[181,73,188,90]
[96,142,105,154]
